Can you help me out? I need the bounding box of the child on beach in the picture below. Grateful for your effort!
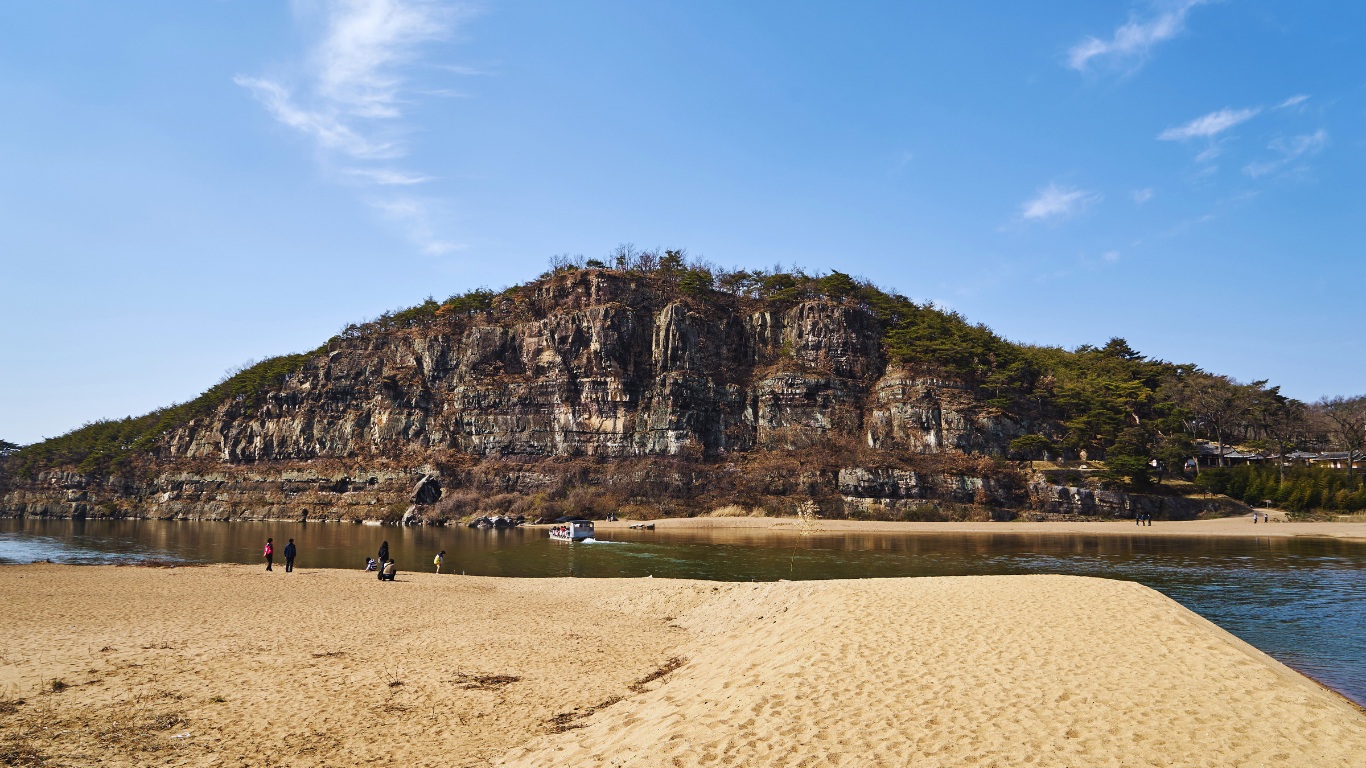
[365,557,377,571]
[434,550,446,574]
[263,538,274,571]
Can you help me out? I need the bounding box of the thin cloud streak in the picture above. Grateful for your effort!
[1019,183,1100,223]
[1158,107,1260,141]
[345,168,434,185]
[1068,0,1208,72]
[234,75,399,159]
[370,197,461,255]
[1244,129,1328,178]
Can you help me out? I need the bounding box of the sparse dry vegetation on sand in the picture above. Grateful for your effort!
[2,564,1363,767]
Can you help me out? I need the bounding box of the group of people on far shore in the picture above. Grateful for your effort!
[369,540,397,581]
[262,534,452,581]
[361,542,451,582]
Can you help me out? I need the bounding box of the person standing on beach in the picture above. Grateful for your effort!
[283,538,297,572]
[377,541,389,569]
[434,550,445,574]
[264,538,274,571]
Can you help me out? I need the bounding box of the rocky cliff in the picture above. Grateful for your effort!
[0,268,1104,522]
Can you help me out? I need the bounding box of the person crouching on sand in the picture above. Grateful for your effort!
[434,550,445,574]
[380,559,397,581]
[264,538,274,571]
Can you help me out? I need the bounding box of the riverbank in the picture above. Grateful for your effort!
[593,515,1366,541]
[1,565,1361,767]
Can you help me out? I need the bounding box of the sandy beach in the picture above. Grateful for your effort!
[2,565,1363,767]
[595,514,1366,541]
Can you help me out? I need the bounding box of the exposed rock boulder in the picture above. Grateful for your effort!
[412,475,442,505]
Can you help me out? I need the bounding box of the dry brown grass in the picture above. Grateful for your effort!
[545,695,624,734]
[451,673,520,691]
[707,504,769,517]
[628,657,686,693]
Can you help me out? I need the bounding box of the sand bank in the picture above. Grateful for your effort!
[596,515,1366,541]
[1,565,1362,767]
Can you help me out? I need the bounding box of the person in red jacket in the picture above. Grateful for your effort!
[264,538,274,571]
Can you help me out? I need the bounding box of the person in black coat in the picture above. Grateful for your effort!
[377,541,390,580]
[283,538,297,572]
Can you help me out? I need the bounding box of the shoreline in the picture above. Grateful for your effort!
[2,565,1363,766]
[7,513,1366,543]
[592,515,1366,541]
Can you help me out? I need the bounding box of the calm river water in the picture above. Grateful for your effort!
[2,518,1363,706]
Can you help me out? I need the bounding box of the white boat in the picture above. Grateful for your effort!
[549,520,594,541]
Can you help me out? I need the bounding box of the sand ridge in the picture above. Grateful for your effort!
[1,565,1363,767]
[595,515,1366,541]
[502,575,1366,767]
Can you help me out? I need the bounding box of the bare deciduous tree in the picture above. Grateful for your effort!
[1315,395,1366,480]
[1256,391,1310,483]
[1167,373,1265,467]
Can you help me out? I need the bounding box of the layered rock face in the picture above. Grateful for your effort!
[2,270,1031,522]
[162,271,1018,464]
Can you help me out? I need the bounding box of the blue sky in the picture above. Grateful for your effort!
[2,1,1363,444]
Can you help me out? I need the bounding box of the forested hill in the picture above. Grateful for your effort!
[3,249,1363,521]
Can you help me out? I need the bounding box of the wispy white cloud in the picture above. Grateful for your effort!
[1019,183,1101,223]
[1068,0,1208,72]
[1276,94,1310,110]
[1101,250,1122,264]
[311,0,454,120]
[1158,107,1260,141]
[1244,129,1328,178]
[1130,188,1154,205]
[236,0,469,254]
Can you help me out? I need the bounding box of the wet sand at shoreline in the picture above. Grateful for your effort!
[1,565,1362,767]
[594,515,1366,541]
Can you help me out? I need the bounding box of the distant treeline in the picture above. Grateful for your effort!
[1195,465,1366,514]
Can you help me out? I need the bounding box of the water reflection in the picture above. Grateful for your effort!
[1,518,1362,706]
